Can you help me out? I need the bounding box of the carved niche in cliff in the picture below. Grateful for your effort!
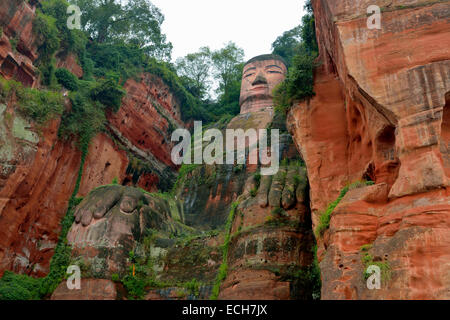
[0,54,35,87]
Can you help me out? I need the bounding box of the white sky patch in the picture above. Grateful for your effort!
[151,0,307,62]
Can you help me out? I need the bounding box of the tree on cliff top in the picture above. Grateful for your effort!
[73,0,172,61]
[272,0,318,113]
[175,42,244,120]
[176,47,213,100]
[211,42,245,97]
[271,0,317,66]
[271,25,303,67]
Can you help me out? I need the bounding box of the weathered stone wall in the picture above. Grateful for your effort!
[287,0,450,299]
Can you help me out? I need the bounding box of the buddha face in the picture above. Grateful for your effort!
[240,56,287,114]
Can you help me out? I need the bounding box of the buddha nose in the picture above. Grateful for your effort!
[252,73,268,86]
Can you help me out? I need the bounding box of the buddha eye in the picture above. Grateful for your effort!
[268,70,282,74]
[245,73,255,78]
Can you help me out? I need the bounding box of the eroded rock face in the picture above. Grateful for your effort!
[107,73,185,192]
[0,0,39,87]
[0,27,187,277]
[51,279,117,300]
[51,185,223,300]
[67,186,190,277]
[77,133,129,197]
[0,111,82,277]
[287,0,450,299]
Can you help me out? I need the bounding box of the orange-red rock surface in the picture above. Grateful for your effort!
[0,116,82,277]
[0,0,39,87]
[51,279,117,300]
[0,1,185,277]
[108,74,183,169]
[77,133,128,197]
[56,53,83,79]
[287,0,450,299]
[0,69,185,278]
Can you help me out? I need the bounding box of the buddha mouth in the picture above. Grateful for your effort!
[251,85,269,91]
[240,92,273,106]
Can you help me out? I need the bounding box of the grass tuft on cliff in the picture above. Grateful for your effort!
[315,181,375,238]
[361,245,391,285]
[0,78,64,124]
[210,201,240,300]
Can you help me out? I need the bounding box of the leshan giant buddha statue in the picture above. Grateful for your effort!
[239,54,288,114]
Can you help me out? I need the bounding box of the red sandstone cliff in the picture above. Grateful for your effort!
[0,1,186,278]
[287,0,450,299]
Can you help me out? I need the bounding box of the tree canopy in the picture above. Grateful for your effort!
[271,0,317,66]
[73,0,172,61]
[211,42,245,97]
[176,47,212,100]
[272,0,318,113]
[175,42,245,120]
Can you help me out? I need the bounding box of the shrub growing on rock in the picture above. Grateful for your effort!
[55,68,79,91]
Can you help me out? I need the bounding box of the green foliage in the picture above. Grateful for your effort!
[59,88,106,150]
[310,245,322,300]
[146,58,210,122]
[254,172,262,187]
[272,1,319,114]
[175,43,245,121]
[212,42,245,94]
[271,207,288,218]
[33,10,60,64]
[184,278,200,296]
[210,202,239,300]
[360,244,373,252]
[176,47,212,100]
[9,37,18,53]
[211,263,228,300]
[0,272,41,300]
[89,78,125,112]
[111,273,120,282]
[171,164,199,193]
[209,43,245,119]
[112,177,119,185]
[282,265,321,300]
[122,275,146,300]
[38,61,58,88]
[18,86,63,124]
[300,1,318,56]
[315,181,375,238]
[271,25,302,67]
[73,0,172,61]
[0,78,64,124]
[55,68,79,91]
[361,251,391,283]
[40,0,88,55]
[293,174,302,186]
[273,53,316,114]
[87,42,147,82]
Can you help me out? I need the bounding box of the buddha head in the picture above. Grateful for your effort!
[239,54,287,114]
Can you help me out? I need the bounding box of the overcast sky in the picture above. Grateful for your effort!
[151,0,307,62]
